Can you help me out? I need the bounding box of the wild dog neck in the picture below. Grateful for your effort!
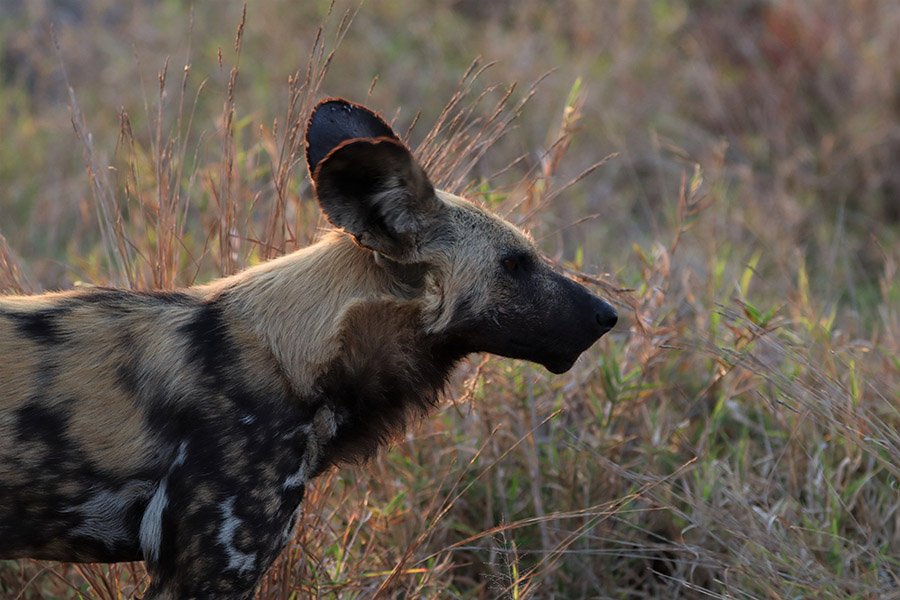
[206,231,461,464]
[208,232,407,391]
[314,299,466,466]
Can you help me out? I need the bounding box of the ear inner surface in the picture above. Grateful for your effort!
[306,99,398,176]
[313,137,441,261]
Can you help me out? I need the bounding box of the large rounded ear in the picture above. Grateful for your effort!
[306,98,399,175]
[312,137,442,261]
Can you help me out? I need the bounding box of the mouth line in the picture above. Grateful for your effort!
[509,335,595,356]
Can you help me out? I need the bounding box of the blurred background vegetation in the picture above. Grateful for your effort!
[0,0,897,598]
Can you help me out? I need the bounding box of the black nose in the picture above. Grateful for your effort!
[594,299,618,334]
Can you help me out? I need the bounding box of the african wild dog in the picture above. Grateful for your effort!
[0,99,617,598]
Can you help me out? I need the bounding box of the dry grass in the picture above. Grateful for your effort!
[0,1,898,598]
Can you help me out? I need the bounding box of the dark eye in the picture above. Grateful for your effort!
[502,256,521,274]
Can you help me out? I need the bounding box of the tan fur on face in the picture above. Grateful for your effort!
[418,190,537,332]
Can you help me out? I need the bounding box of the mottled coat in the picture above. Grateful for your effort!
[0,99,617,598]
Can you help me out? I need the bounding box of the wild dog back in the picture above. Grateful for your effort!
[0,290,309,566]
[0,98,616,599]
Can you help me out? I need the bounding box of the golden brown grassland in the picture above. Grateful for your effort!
[0,1,897,598]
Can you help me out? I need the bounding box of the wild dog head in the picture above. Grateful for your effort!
[307,99,617,374]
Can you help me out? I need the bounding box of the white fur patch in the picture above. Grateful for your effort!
[283,460,307,489]
[216,496,256,574]
[281,505,302,544]
[139,441,188,564]
[172,441,188,468]
[139,480,168,564]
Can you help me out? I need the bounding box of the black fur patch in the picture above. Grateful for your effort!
[180,301,236,380]
[1,398,151,562]
[15,398,70,443]
[6,308,66,344]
